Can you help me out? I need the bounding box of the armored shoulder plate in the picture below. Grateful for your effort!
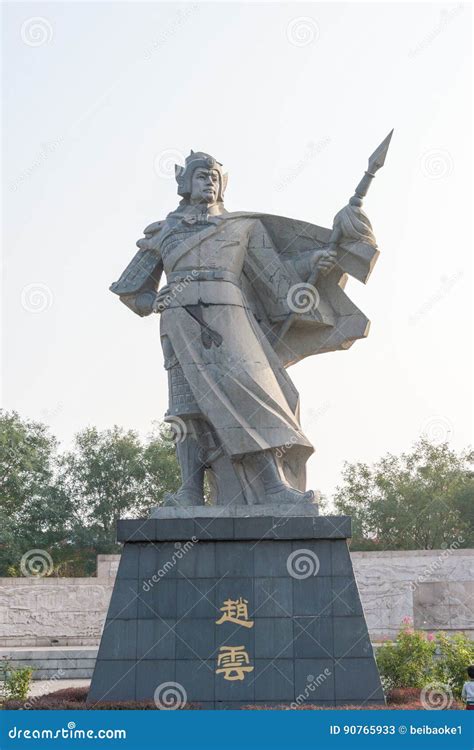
[110,220,165,296]
[143,219,165,236]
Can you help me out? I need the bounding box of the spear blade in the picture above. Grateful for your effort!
[353,129,394,201]
[368,129,394,173]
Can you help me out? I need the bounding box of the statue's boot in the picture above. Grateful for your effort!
[164,434,205,507]
[257,450,315,505]
[265,486,315,504]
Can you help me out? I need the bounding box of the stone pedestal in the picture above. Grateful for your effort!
[88,511,384,708]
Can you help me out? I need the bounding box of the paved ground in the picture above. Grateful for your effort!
[29,679,90,698]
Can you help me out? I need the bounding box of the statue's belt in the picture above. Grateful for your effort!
[167,269,241,287]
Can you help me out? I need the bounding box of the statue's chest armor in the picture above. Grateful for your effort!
[160,221,246,275]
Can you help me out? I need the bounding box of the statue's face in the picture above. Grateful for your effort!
[190,168,220,204]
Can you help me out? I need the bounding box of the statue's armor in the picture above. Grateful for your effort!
[159,219,210,261]
[160,215,218,421]
[166,362,200,418]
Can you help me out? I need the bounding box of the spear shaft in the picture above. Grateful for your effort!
[278,130,393,342]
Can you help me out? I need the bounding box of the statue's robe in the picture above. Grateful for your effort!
[110,208,378,494]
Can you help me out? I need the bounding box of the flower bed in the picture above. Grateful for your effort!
[2,687,464,710]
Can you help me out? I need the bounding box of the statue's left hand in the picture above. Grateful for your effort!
[333,203,376,245]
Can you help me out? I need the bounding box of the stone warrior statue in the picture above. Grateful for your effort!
[111,140,391,508]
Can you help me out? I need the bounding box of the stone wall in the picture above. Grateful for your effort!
[0,556,118,648]
[0,549,472,647]
[352,549,474,640]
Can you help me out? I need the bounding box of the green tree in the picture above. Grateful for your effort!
[0,410,56,515]
[0,411,180,576]
[142,422,182,512]
[60,426,147,543]
[0,410,73,575]
[334,438,473,550]
[59,423,180,565]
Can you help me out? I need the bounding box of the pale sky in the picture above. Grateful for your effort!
[2,2,472,502]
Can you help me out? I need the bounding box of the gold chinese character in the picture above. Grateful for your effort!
[216,645,254,681]
[216,597,254,628]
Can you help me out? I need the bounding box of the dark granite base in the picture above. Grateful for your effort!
[88,515,384,707]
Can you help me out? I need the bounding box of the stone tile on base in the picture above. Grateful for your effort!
[335,658,385,702]
[293,617,333,659]
[254,618,293,659]
[88,660,136,704]
[176,619,216,660]
[137,579,177,619]
[254,577,293,617]
[136,619,176,660]
[254,660,294,701]
[136,660,176,703]
[97,620,137,661]
[294,659,335,702]
[177,578,218,619]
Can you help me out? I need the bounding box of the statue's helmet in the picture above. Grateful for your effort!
[175,150,228,201]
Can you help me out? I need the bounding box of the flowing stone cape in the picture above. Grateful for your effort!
[110,211,378,369]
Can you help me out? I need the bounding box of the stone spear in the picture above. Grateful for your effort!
[278,129,394,342]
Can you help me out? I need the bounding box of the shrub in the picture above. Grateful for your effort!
[376,619,436,691]
[0,659,34,704]
[433,632,474,699]
[387,687,424,705]
[3,688,202,710]
[376,620,474,700]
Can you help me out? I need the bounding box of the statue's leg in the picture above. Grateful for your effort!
[206,454,247,507]
[163,347,205,507]
[250,450,314,505]
[165,430,205,507]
